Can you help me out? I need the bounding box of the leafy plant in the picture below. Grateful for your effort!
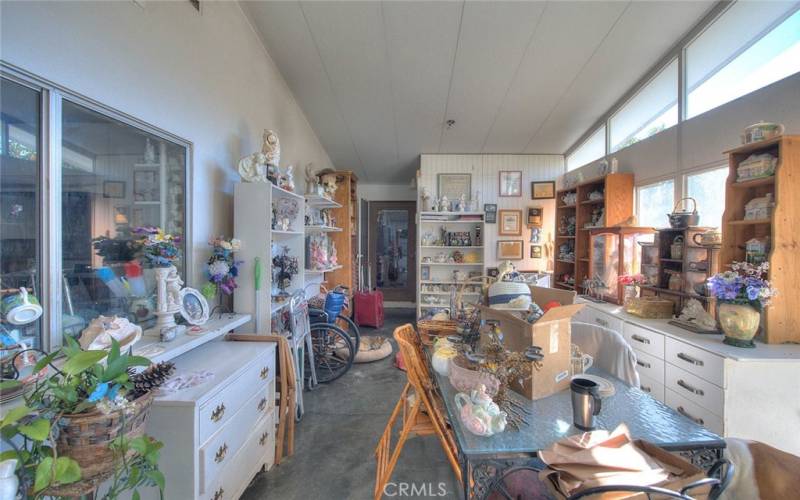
[0,337,167,499]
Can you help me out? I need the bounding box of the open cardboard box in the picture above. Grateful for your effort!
[480,286,583,400]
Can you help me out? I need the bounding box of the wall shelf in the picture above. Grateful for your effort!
[305,193,341,208]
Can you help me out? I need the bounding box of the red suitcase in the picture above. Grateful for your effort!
[354,290,384,328]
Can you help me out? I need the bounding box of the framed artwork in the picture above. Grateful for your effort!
[179,288,209,326]
[527,207,543,227]
[531,181,556,199]
[497,240,524,260]
[438,173,471,200]
[484,204,498,223]
[421,265,430,281]
[499,171,522,197]
[103,180,125,199]
[530,245,543,259]
[487,267,500,279]
[498,210,522,236]
[133,169,160,202]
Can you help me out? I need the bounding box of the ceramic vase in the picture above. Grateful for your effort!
[719,303,760,348]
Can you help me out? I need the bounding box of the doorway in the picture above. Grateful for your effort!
[367,201,416,302]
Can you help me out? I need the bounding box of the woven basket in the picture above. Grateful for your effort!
[417,319,459,346]
[51,392,154,487]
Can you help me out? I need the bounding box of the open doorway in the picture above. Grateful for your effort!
[367,201,416,302]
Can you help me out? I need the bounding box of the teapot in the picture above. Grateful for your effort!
[454,384,508,436]
[693,229,722,247]
[431,345,458,376]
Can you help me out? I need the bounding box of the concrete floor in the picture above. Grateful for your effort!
[241,308,460,500]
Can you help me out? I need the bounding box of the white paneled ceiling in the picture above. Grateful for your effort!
[240,1,715,182]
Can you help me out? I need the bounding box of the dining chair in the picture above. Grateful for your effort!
[571,321,640,387]
[374,323,462,500]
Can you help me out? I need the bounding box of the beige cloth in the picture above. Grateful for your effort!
[571,322,640,387]
[539,424,684,495]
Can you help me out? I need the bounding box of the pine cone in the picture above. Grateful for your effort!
[128,361,176,400]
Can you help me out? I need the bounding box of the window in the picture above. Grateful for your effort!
[686,3,800,119]
[1,77,43,349]
[610,59,678,152]
[637,179,675,228]
[566,125,606,171]
[685,166,728,229]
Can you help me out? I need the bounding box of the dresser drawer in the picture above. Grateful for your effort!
[638,374,665,403]
[577,308,624,335]
[664,365,723,417]
[665,389,723,436]
[623,323,665,359]
[665,338,724,387]
[633,349,664,385]
[200,383,274,492]
[198,349,275,443]
[204,411,275,500]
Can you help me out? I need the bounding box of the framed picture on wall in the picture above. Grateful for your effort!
[497,240,524,260]
[530,245,543,259]
[498,210,522,235]
[484,204,497,223]
[499,171,522,197]
[103,181,125,199]
[527,207,543,227]
[531,181,556,199]
[437,173,471,200]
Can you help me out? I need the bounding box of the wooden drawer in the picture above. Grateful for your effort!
[582,308,624,335]
[665,389,724,436]
[665,337,724,388]
[664,364,724,417]
[198,349,275,443]
[200,383,274,492]
[638,374,665,403]
[633,349,664,385]
[623,323,665,359]
[204,411,275,500]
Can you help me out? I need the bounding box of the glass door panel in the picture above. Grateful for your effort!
[369,202,416,301]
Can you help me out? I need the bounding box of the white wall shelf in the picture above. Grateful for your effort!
[304,225,342,232]
[305,193,341,209]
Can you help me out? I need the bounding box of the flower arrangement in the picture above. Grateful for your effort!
[92,236,142,263]
[133,226,181,268]
[618,274,647,286]
[272,246,299,292]
[707,261,777,310]
[203,237,242,299]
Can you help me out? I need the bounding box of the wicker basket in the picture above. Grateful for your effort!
[624,296,674,319]
[52,393,154,486]
[417,319,459,346]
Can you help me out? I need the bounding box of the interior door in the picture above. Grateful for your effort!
[368,201,416,301]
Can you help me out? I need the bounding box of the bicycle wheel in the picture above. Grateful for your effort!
[306,323,354,384]
[335,314,361,353]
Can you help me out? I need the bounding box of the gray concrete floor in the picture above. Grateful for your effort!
[241,309,460,500]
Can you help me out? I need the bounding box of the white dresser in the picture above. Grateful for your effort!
[573,298,800,456]
[142,338,277,500]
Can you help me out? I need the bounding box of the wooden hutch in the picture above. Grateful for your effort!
[325,171,359,313]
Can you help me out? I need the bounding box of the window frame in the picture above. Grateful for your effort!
[566,124,607,171]
[1,62,194,351]
[635,176,677,229]
[682,163,729,228]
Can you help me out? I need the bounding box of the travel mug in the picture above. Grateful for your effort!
[571,378,602,430]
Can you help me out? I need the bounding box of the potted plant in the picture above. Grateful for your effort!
[0,337,173,498]
[707,261,777,348]
[202,237,242,304]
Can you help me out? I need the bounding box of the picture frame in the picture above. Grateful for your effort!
[133,169,160,202]
[530,245,543,259]
[527,207,543,227]
[499,171,522,197]
[179,287,209,326]
[484,204,498,223]
[437,173,471,200]
[498,210,522,236]
[487,267,500,279]
[421,265,430,281]
[497,240,524,260]
[531,181,556,199]
[103,180,125,199]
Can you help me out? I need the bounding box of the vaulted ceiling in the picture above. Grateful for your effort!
[240,1,715,183]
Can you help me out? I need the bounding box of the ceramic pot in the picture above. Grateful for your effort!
[431,346,457,376]
[719,303,760,348]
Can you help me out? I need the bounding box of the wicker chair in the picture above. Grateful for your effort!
[374,324,462,499]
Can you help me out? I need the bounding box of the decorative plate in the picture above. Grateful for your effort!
[179,288,209,326]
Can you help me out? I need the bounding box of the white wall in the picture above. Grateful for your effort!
[0,0,333,286]
[562,72,800,189]
[359,183,417,202]
[420,154,564,273]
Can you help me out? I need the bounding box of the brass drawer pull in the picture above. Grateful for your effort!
[631,334,650,345]
[258,397,268,412]
[210,403,226,423]
[260,366,269,379]
[259,431,269,446]
[214,443,228,463]
[677,406,704,425]
[212,487,224,500]
[677,352,704,366]
[677,379,704,396]
[636,360,651,369]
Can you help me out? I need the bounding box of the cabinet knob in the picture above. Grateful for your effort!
[212,487,224,500]
[631,334,650,345]
[259,431,269,446]
[258,397,268,412]
[214,443,228,463]
[677,406,704,425]
[260,366,269,379]
[677,352,704,366]
[210,403,226,423]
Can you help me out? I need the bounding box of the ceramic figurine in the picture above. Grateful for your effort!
[305,163,319,194]
[238,152,269,183]
[431,197,439,212]
[321,173,338,200]
[261,129,280,166]
[454,384,507,436]
[420,187,431,211]
[459,193,467,212]
[677,299,717,331]
[440,196,449,212]
[280,164,296,192]
[154,265,183,332]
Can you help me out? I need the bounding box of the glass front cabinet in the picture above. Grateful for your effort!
[587,227,656,304]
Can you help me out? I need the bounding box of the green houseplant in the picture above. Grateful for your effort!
[0,337,172,498]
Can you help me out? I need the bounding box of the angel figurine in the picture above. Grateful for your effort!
[262,129,280,166]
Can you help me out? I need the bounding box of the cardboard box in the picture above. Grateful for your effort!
[480,286,583,400]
